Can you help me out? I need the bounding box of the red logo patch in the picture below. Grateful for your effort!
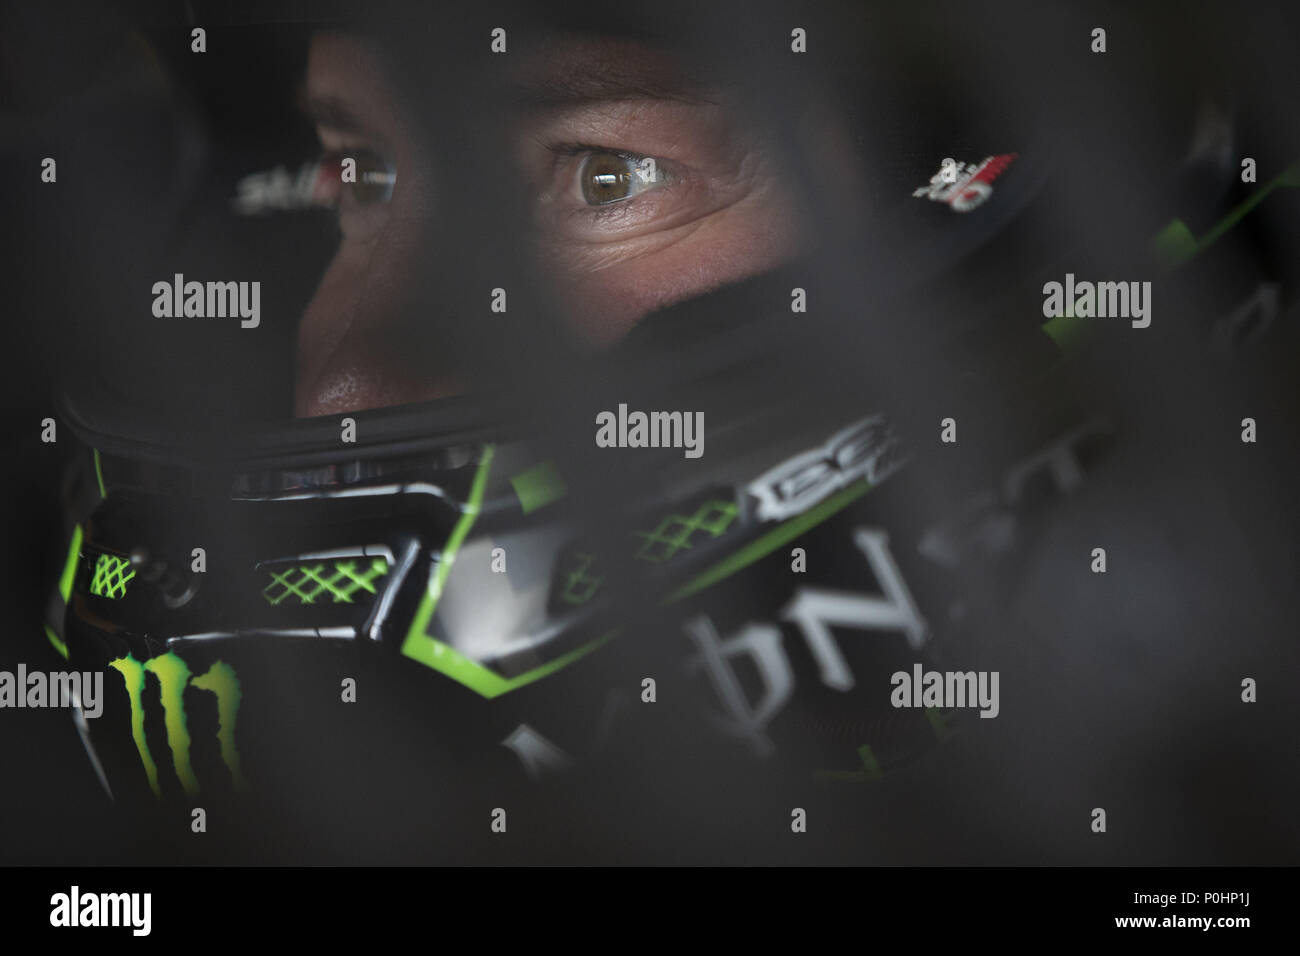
[912,153,1019,212]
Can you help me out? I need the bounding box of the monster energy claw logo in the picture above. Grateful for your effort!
[109,652,247,798]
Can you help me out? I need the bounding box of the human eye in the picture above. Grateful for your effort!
[528,135,714,244]
[538,142,680,234]
[315,149,397,241]
[570,148,668,206]
[511,79,789,277]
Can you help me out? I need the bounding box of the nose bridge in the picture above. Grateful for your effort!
[295,70,548,416]
[395,91,581,393]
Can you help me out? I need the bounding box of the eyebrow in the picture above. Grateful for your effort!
[511,40,717,109]
[516,71,713,108]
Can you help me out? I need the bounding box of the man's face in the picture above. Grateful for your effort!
[294,30,821,418]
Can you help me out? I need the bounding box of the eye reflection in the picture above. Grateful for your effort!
[316,150,396,207]
[307,150,397,242]
[354,160,396,204]
[579,151,663,205]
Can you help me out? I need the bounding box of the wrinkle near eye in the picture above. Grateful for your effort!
[514,84,780,250]
[534,146,808,346]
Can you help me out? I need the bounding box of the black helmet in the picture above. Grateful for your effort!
[21,0,1300,863]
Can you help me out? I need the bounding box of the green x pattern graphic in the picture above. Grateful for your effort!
[263,557,390,605]
[559,551,604,605]
[90,553,135,599]
[633,498,738,564]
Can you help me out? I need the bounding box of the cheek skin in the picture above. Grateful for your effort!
[296,34,456,418]
[294,171,456,418]
[295,244,366,413]
[546,172,807,345]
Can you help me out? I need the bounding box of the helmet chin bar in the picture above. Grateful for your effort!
[149,541,416,653]
[70,484,460,661]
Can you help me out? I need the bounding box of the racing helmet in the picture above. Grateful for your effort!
[31,0,1300,861]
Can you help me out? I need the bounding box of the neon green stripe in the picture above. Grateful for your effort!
[109,655,160,798]
[1054,160,1300,356]
[93,448,107,499]
[856,743,882,778]
[400,446,496,669]
[191,661,248,792]
[406,453,878,696]
[813,745,886,782]
[58,525,83,602]
[1193,160,1300,254]
[401,445,617,698]
[1157,160,1300,268]
[1152,218,1199,266]
[925,707,955,740]
[1042,312,1094,358]
[44,625,68,660]
[510,460,567,514]
[144,653,199,798]
[666,477,876,604]
[402,631,615,699]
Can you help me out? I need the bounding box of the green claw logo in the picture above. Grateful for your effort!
[109,652,247,798]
